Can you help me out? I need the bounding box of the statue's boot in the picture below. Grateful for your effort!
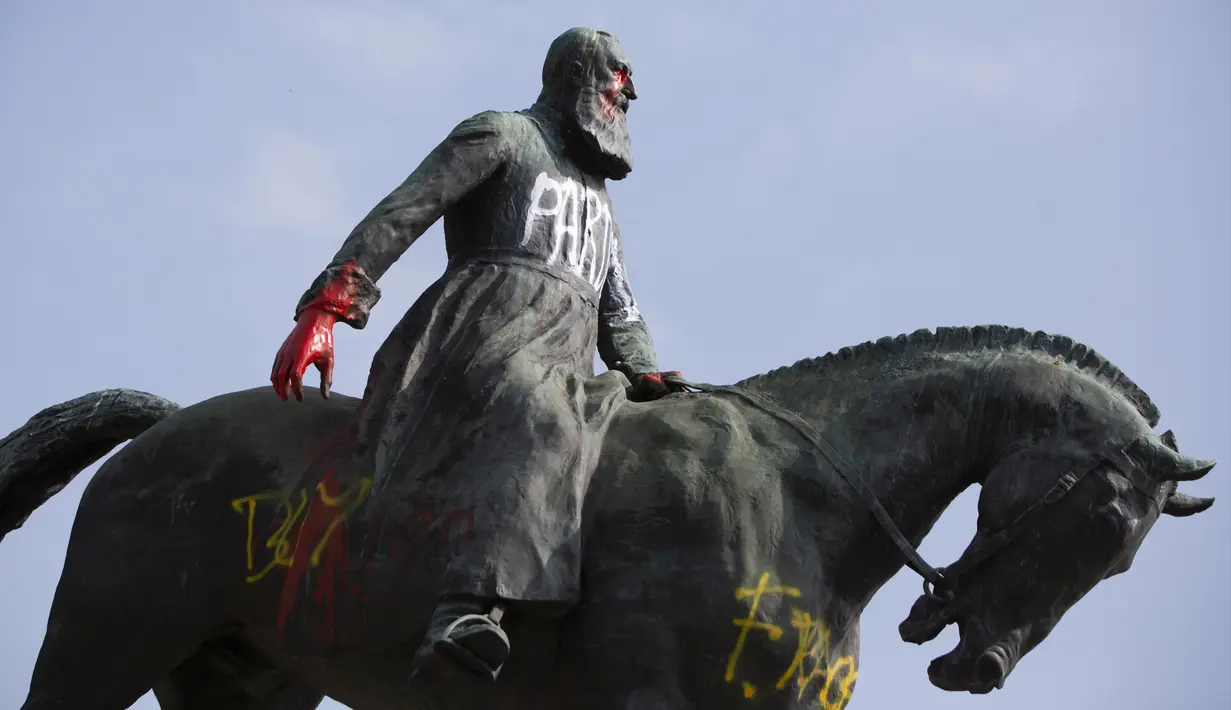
[412,596,510,682]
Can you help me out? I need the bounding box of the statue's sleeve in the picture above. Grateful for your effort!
[293,111,512,328]
[597,223,660,374]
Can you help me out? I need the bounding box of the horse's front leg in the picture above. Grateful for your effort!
[610,688,691,709]
[553,595,695,709]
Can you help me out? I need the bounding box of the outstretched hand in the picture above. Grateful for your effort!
[271,309,338,401]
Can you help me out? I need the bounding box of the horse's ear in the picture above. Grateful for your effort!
[1163,492,1215,517]
[1148,432,1216,514]
[1146,436,1216,482]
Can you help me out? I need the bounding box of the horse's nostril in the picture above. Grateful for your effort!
[974,648,1008,690]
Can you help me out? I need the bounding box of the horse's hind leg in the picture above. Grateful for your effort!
[19,582,207,710]
[152,639,324,710]
[19,493,234,708]
[153,677,322,710]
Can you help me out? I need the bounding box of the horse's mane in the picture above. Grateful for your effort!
[737,325,1161,427]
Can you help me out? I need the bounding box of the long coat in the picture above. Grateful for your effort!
[292,106,662,603]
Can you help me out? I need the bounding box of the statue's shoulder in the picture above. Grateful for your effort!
[443,110,526,144]
[445,111,544,158]
[500,110,552,143]
[463,109,541,131]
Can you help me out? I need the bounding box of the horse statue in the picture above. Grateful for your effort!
[1,325,1216,710]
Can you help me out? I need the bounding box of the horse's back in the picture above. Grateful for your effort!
[83,386,358,496]
[62,387,359,616]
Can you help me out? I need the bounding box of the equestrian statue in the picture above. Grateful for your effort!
[0,26,1217,710]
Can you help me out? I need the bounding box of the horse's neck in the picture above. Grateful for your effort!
[747,355,991,607]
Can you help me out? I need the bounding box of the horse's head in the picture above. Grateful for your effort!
[901,414,1216,694]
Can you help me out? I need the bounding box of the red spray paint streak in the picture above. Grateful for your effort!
[275,467,364,644]
[297,259,361,319]
[265,470,477,643]
[254,390,481,645]
[273,406,368,641]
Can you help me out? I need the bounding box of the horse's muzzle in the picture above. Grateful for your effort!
[927,642,1012,694]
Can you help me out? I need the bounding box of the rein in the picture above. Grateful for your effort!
[661,374,1152,604]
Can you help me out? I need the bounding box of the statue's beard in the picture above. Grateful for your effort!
[569,87,633,180]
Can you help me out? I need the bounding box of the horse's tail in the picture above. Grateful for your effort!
[0,388,181,543]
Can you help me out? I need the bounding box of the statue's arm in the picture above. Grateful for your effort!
[293,111,513,329]
[596,223,660,375]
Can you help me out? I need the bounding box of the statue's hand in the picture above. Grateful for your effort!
[629,371,685,402]
[271,309,337,402]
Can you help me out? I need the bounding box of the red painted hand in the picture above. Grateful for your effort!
[631,370,685,401]
[271,309,337,402]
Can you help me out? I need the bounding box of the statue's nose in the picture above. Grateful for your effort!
[623,77,637,101]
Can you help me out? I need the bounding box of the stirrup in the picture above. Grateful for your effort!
[427,607,510,682]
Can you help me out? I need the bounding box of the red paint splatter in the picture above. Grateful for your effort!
[599,68,632,118]
[275,467,360,644]
[265,446,479,641]
[296,259,361,319]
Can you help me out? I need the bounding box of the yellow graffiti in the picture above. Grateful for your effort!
[231,476,372,583]
[724,572,858,709]
[776,609,831,695]
[819,657,858,710]
[725,572,802,682]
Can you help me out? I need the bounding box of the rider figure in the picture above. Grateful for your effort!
[270,27,681,682]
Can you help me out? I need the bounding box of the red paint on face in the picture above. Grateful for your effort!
[599,68,629,118]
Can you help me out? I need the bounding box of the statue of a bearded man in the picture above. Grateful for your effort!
[270,27,682,682]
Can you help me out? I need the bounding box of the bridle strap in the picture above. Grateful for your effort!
[940,468,1086,582]
[940,433,1154,583]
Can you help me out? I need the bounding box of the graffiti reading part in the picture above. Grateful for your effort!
[725,572,858,708]
[231,472,372,584]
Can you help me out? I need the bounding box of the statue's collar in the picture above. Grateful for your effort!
[525,102,571,131]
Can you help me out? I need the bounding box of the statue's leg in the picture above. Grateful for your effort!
[406,367,602,684]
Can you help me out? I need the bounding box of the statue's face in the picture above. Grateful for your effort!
[567,34,637,180]
[903,426,1214,695]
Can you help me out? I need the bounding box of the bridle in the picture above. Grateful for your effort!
[661,375,1160,605]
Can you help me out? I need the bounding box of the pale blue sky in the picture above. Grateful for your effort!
[2,1,1228,708]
